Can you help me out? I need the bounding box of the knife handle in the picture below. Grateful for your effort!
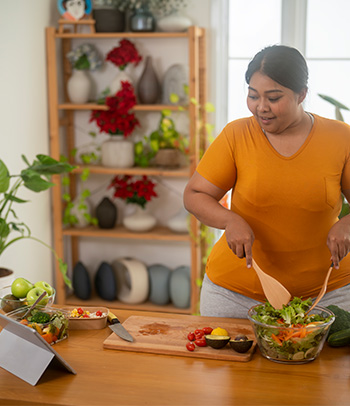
[108,311,121,325]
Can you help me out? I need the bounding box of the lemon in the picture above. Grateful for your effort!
[211,327,229,336]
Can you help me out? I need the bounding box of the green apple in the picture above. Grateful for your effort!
[34,281,54,297]
[26,287,49,306]
[11,278,34,299]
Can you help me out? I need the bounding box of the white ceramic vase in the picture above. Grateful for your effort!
[67,70,91,103]
[110,69,133,95]
[101,137,134,168]
[123,205,156,232]
[157,12,192,32]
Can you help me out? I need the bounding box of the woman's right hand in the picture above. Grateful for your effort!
[225,214,255,268]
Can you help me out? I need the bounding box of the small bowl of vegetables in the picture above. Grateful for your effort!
[248,298,335,364]
[7,305,69,345]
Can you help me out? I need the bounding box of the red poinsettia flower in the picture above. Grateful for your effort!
[106,39,142,70]
[90,82,139,137]
[109,175,157,209]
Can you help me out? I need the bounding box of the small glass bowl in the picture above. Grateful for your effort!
[7,305,69,345]
[0,285,56,314]
[248,305,335,364]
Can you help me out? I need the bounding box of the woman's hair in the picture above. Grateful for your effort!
[245,45,308,93]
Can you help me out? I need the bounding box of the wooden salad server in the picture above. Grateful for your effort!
[305,263,333,315]
[252,259,292,309]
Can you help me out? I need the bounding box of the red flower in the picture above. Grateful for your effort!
[109,175,157,209]
[90,82,139,137]
[106,39,142,70]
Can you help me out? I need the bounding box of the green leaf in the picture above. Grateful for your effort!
[0,160,10,193]
[318,94,350,111]
[170,93,179,104]
[4,194,28,204]
[74,54,90,70]
[205,102,215,113]
[161,109,172,117]
[0,218,10,239]
[190,97,199,105]
[21,171,55,192]
[335,107,344,122]
[81,168,90,182]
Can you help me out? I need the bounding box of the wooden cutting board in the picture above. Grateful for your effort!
[103,315,257,362]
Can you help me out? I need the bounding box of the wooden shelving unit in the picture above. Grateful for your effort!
[45,25,207,315]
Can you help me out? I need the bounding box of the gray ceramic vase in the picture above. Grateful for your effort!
[148,264,172,305]
[169,265,191,309]
[137,56,160,104]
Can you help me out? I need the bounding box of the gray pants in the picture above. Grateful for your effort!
[200,274,350,319]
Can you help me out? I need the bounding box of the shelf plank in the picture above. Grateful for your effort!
[64,295,191,315]
[56,32,190,39]
[72,164,191,177]
[62,225,191,241]
[58,103,186,111]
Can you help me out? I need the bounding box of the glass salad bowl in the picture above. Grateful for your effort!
[248,303,335,364]
[0,285,56,314]
[7,305,69,345]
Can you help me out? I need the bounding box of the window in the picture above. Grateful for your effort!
[212,0,350,131]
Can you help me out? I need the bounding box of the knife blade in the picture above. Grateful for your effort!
[107,311,134,342]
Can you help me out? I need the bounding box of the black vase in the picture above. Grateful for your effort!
[93,9,126,32]
[96,197,117,229]
[72,261,91,300]
[137,56,161,104]
[95,262,117,301]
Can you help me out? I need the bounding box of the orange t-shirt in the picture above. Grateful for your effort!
[196,114,350,301]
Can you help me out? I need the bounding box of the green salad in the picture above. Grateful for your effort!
[249,298,335,362]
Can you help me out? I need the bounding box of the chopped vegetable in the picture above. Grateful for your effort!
[28,311,51,324]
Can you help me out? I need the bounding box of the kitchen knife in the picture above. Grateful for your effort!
[107,312,134,342]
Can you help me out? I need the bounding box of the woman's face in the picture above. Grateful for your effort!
[247,71,306,134]
[65,0,85,20]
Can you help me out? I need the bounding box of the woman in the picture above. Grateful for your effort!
[184,45,350,318]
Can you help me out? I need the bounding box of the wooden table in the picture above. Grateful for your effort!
[0,309,349,406]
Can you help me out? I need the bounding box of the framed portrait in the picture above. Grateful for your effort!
[57,0,92,21]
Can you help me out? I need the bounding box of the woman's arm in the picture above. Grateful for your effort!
[327,189,350,269]
[183,171,255,267]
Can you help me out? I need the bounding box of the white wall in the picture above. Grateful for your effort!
[0,0,212,287]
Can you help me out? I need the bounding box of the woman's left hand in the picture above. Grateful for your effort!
[327,215,350,269]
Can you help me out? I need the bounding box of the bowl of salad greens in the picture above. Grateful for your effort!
[247,298,335,364]
[7,305,69,345]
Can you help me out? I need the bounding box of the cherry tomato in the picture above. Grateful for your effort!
[195,338,207,347]
[187,332,195,341]
[202,327,213,335]
[195,330,204,339]
[96,310,102,317]
[77,307,84,315]
[194,329,204,335]
[186,342,195,352]
[83,314,90,318]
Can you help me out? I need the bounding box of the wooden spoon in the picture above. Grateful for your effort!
[252,259,292,309]
[305,264,333,315]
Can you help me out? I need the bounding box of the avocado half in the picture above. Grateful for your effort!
[229,335,253,353]
[205,335,231,349]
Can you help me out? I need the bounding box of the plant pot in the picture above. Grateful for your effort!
[93,9,126,32]
[0,268,14,290]
[123,205,156,232]
[154,149,181,168]
[101,137,134,168]
[110,68,133,95]
[67,70,92,104]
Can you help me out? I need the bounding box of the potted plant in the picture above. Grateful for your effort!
[66,43,103,103]
[109,175,158,231]
[134,109,189,168]
[90,82,140,168]
[0,154,75,287]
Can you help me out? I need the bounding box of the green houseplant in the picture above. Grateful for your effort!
[0,154,75,287]
[134,109,189,167]
[318,94,350,218]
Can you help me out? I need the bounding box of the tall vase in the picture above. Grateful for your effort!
[123,205,156,232]
[67,70,91,103]
[101,136,134,168]
[137,56,160,104]
[96,197,117,229]
[110,68,133,95]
